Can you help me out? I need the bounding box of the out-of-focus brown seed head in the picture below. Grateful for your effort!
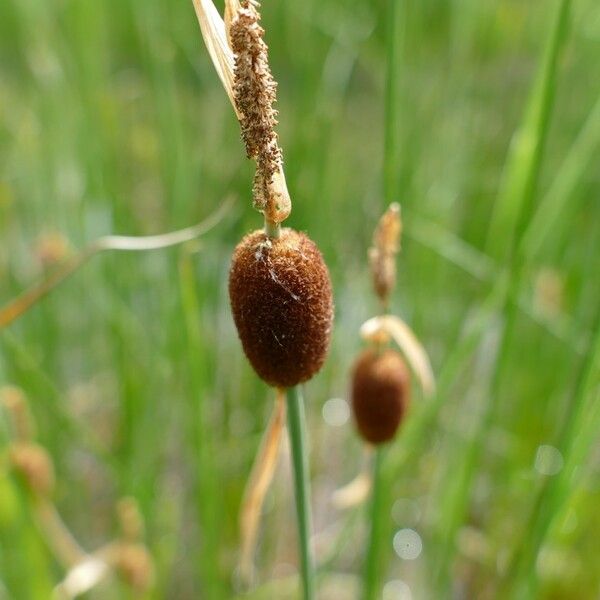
[1,385,34,441]
[351,348,410,445]
[9,442,55,496]
[368,203,401,307]
[229,228,333,388]
[114,543,154,593]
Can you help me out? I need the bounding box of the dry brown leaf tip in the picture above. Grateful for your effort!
[369,202,402,306]
[360,315,436,397]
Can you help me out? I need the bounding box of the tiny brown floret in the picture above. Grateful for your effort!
[229,228,333,388]
[351,348,411,445]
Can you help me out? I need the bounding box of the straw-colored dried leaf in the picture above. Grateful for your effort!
[361,315,436,396]
[191,0,239,115]
[239,390,286,583]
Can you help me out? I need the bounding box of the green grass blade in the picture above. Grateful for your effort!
[178,250,222,597]
[383,0,404,205]
[362,448,385,600]
[503,306,600,597]
[521,95,600,259]
[286,386,315,600]
[485,0,571,263]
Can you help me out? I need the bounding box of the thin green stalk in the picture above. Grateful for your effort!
[383,0,403,205]
[486,0,571,263]
[286,386,315,600]
[363,448,385,600]
[179,251,221,597]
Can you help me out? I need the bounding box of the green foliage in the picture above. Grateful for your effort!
[1,0,599,597]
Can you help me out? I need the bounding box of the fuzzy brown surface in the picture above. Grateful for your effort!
[229,228,333,388]
[351,348,411,445]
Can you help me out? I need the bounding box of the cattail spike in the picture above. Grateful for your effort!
[369,203,402,307]
[351,348,411,445]
[229,229,333,388]
[230,0,291,224]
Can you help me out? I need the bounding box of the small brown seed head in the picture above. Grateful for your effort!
[114,543,154,593]
[351,348,410,445]
[229,228,333,388]
[117,497,144,542]
[9,442,55,496]
[1,385,34,441]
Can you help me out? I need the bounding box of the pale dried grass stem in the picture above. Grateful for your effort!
[239,389,286,584]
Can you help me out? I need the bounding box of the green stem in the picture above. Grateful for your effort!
[363,447,385,600]
[264,218,281,239]
[285,386,315,600]
[383,0,402,205]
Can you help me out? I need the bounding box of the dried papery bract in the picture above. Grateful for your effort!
[239,390,286,583]
[191,0,238,113]
[361,315,436,397]
[369,202,402,308]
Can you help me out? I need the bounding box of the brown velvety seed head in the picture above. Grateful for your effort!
[351,348,411,445]
[229,228,333,388]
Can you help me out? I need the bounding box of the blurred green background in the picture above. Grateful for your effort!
[1,0,599,598]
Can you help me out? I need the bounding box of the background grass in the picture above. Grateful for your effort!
[1,0,599,598]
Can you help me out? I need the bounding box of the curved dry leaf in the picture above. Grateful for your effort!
[53,556,110,600]
[239,390,286,584]
[224,0,242,45]
[360,315,436,396]
[191,0,240,117]
[0,198,232,330]
[331,470,372,510]
[331,446,373,510]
